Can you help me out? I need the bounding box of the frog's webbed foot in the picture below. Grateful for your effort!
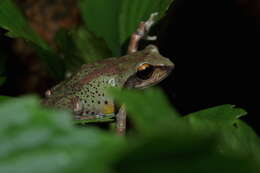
[74,115,96,120]
[74,114,115,124]
[128,12,158,54]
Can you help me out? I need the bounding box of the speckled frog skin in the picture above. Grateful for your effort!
[42,45,174,119]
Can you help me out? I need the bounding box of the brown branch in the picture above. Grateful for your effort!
[127,12,158,54]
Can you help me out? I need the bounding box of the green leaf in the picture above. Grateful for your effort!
[55,27,112,72]
[115,132,254,173]
[109,88,179,134]
[0,0,64,79]
[185,105,260,172]
[0,0,45,48]
[73,27,112,63]
[79,0,174,56]
[0,96,123,173]
[119,0,174,45]
[185,104,247,121]
[184,105,248,137]
[78,0,121,56]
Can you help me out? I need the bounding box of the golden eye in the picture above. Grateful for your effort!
[136,63,154,80]
[137,63,151,71]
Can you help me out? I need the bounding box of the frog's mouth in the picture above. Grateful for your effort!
[124,65,174,89]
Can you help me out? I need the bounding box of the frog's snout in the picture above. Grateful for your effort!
[166,65,174,74]
[157,62,174,74]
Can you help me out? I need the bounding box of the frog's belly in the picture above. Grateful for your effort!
[43,94,116,118]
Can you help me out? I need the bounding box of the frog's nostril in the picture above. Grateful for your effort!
[156,65,174,72]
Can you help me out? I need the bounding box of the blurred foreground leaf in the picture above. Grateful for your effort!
[0,0,64,79]
[109,88,179,134]
[0,96,123,173]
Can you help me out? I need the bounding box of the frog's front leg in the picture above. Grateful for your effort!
[73,104,127,136]
[127,12,158,54]
[71,96,126,135]
[116,105,126,136]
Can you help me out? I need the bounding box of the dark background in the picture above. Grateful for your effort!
[158,0,259,133]
[0,0,259,133]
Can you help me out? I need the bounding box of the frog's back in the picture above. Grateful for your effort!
[42,57,122,116]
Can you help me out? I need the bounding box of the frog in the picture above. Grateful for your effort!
[42,13,174,135]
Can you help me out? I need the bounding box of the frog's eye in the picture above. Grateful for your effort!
[136,63,154,80]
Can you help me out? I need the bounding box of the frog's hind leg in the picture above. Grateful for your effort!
[127,12,158,54]
[71,97,94,121]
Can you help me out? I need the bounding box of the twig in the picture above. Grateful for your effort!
[127,12,158,54]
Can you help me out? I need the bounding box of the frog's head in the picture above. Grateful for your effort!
[122,45,174,89]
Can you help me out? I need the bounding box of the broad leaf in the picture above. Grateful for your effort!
[185,104,247,121]
[112,99,260,173]
[115,130,255,173]
[185,105,260,172]
[78,0,121,56]
[55,28,112,72]
[74,27,112,63]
